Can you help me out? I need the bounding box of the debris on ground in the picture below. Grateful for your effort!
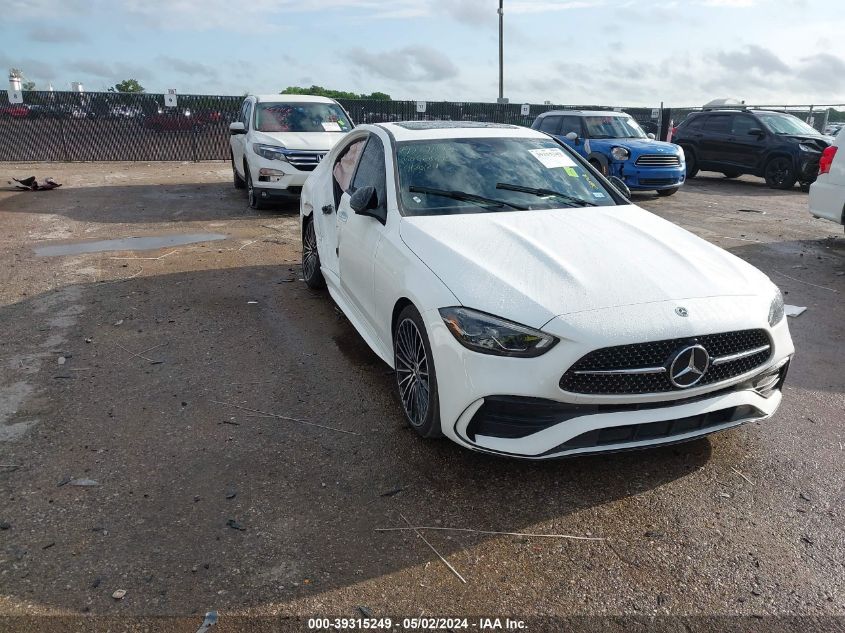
[10,176,62,191]
[785,305,807,317]
[226,519,245,531]
[196,611,218,633]
[358,606,375,618]
[112,589,127,600]
[68,478,99,487]
[0,522,11,530]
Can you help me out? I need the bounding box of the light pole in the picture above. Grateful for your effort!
[497,0,506,103]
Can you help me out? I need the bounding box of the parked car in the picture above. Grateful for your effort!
[809,134,845,231]
[229,94,354,209]
[673,108,834,190]
[0,104,31,118]
[299,121,793,459]
[142,107,222,131]
[531,110,686,196]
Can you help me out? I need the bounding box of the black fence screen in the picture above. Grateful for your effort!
[11,91,832,161]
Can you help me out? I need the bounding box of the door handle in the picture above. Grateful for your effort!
[321,204,334,215]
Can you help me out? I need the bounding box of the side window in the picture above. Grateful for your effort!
[538,116,561,134]
[333,138,366,206]
[703,114,731,134]
[238,100,249,124]
[684,116,703,130]
[731,115,758,136]
[351,135,387,210]
[559,115,582,137]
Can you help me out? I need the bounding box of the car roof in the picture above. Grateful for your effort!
[693,108,787,115]
[537,110,631,118]
[252,94,338,104]
[374,121,548,142]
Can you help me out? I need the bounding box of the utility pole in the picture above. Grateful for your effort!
[497,0,507,103]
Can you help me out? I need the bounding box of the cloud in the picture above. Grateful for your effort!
[348,45,459,82]
[715,45,789,74]
[27,26,86,43]
[66,60,153,81]
[157,55,217,78]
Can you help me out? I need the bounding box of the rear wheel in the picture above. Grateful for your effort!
[682,147,699,178]
[394,305,442,439]
[764,157,797,190]
[301,216,325,289]
[656,187,679,197]
[722,170,741,178]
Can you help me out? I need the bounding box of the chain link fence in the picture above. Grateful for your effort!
[2,90,836,162]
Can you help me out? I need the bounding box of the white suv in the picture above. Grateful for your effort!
[229,94,353,209]
[809,135,844,231]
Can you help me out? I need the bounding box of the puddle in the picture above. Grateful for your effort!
[35,233,227,257]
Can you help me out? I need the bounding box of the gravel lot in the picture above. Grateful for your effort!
[0,162,842,632]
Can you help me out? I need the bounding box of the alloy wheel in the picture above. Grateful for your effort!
[395,318,430,428]
[302,220,319,281]
[766,158,793,187]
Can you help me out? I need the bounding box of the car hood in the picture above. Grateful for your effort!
[252,130,346,151]
[782,134,834,148]
[400,205,771,328]
[592,138,681,154]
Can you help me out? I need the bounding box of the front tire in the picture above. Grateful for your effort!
[764,156,797,190]
[394,305,442,439]
[232,155,246,189]
[245,162,266,210]
[301,216,325,289]
[656,187,679,197]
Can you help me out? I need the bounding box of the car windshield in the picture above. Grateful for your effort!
[756,112,820,136]
[396,137,617,216]
[255,102,351,133]
[583,115,646,139]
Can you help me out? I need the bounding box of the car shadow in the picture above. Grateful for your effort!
[0,265,715,616]
[0,183,299,223]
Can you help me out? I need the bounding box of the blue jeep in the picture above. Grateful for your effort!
[531,110,686,196]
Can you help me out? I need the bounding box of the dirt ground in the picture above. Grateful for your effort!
[0,162,843,632]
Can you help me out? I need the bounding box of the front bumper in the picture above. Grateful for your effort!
[610,161,686,191]
[425,296,793,459]
[247,154,318,191]
[798,154,821,184]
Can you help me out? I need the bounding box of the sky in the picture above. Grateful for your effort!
[2,0,845,107]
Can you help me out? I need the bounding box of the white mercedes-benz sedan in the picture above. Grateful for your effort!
[299,121,794,459]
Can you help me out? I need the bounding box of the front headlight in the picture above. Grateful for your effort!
[253,143,289,161]
[768,287,784,326]
[438,307,558,357]
[798,143,821,153]
[611,146,630,161]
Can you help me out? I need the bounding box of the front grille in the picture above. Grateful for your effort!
[553,405,761,452]
[636,154,681,167]
[285,151,326,171]
[639,178,679,186]
[560,329,772,395]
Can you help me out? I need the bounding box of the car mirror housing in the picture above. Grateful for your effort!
[748,127,764,137]
[229,122,246,135]
[609,176,631,200]
[647,132,656,140]
[350,186,386,224]
[565,131,579,142]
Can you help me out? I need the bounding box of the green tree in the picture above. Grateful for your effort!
[281,85,391,101]
[111,79,145,93]
[22,80,36,91]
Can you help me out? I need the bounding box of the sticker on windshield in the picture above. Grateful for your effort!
[321,121,342,132]
[528,148,576,169]
[592,192,606,198]
[564,167,578,177]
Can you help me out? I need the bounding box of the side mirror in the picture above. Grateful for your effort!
[748,127,764,137]
[349,186,386,224]
[229,122,246,135]
[565,131,579,142]
[609,176,631,200]
[647,132,656,140]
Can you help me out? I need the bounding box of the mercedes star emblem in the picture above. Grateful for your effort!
[668,344,710,388]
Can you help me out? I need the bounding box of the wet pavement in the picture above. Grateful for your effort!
[0,162,842,631]
[34,233,227,257]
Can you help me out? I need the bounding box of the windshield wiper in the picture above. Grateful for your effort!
[495,182,598,207]
[409,186,527,210]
